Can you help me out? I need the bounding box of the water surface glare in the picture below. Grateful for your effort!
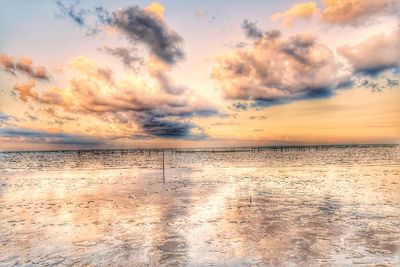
[0,146,399,266]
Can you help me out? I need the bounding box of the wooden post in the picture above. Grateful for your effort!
[162,150,165,183]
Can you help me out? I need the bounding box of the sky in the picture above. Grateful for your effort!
[0,0,399,151]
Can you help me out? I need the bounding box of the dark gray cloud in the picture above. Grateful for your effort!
[0,128,102,146]
[101,46,142,71]
[386,77,399,87]
[94,6,111,24]
[109,6,184,64]
[132,105,217,139]
[136,115,206,140]
[232,102,248,111]
[56,0,87,27]
[55,0,99,35]
[241,20,281,41]
[241,20,263,40]
[250,87,335,108]
[361,76,400,92]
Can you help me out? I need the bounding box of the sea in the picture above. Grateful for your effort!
[0,145,399,266]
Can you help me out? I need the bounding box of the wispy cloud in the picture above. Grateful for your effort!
[101,46,143,71]
[0,128,103,146]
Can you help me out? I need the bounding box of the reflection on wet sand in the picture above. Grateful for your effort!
[0,146,399,265]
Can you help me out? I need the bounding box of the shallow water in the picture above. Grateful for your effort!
[0,146,399,266]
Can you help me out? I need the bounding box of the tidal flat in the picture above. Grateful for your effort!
[0,145,399,266]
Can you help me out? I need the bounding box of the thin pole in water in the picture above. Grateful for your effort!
[162,150,165,183]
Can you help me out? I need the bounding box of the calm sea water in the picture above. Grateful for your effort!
[0,145,399,266]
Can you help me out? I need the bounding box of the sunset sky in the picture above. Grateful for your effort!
[0,0,399,150]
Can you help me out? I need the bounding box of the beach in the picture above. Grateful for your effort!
[0,145,399,266]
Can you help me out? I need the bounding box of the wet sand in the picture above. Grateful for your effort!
[0,146,399,266]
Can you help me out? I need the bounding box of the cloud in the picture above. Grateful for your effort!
[212,26,349,106]
[109,5,184,64]
[147,59,186,95]
[24,2,213,140]
[386,77,400,87]
[13,80,38,102]
[0,127,102,146]
[360,76,400,92]
[0,112,19,127]
[143,2,165,20]
[271,2,319,27]
[210,122,239,126]
[0,53,15,74]
[320,0,400,26]
[24,112,38,122]
[136,115,206,139]
[56,0,99,35]
[272,0,400,27]
[11,56,218,139]
[232,102,248,111]
[337,26,400,76]
[0,53,49,80]
[56,0,87,27]
[69,56,114,83]
[0,113,10,123]
[101,46,142,71]
[241,20,264,40]
[249,115,267,120]
[56,2,185,64]
[13,80,67,107]
[41,107,77,122]
[16,58,49,80]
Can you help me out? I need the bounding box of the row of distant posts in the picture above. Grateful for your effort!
[109,145,339,182]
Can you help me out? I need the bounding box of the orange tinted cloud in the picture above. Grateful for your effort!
[0,53,49,79]
[271,2,318,27]
[11,56,217,139]
[0,53,15,74]
[321,0,398,25]
[144,2,165,20]
[272,0,400,27]
[69,56,114,83]
[13,80,38,102]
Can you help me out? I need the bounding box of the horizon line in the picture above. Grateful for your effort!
[1,143,398,153]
